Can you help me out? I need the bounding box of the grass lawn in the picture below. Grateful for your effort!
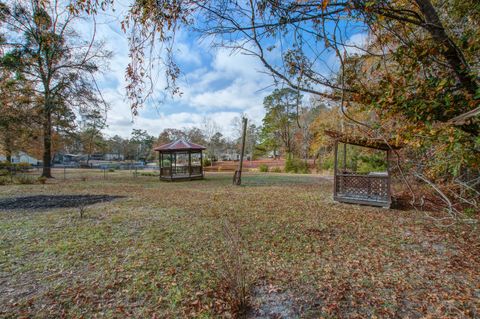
[0,172,478,318]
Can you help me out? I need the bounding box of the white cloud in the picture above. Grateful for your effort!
[345,32,369,56]
[88,12,275,139]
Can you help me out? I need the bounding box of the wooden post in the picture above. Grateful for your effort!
[386,150,391,208]
[159,152,162,180]
[233,117,248,185]
[200,151,204,177]
[188,151,192,178]
[333,140,338,200]
[170,152,173,181]
[343,143,347,172]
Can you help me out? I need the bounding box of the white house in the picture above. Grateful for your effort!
[0,151,41,165]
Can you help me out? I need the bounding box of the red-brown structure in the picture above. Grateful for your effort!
[154,139,206,181]
[325,130,401,208]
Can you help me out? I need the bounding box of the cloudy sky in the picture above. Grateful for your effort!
[74,2,275,139]
[77,2,367,139]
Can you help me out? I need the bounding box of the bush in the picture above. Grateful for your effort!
[0,169,10,176]
[0,161,12,170]
[140,172,158,177]
[284,155,309,174]
[464,207,477,218]
[317,156,334,172]
[0,176,11,185]
[271,166,282,173]
[16,162,32,172]
[258,164,269,172]
[37,176,47,184]
[203,158,212,166]
[16,175,35,184]
[108,168,115,172]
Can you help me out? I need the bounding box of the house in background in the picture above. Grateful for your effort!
[103,153,125,161]
[0,151,42,165]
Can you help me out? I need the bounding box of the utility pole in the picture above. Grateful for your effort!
[233,117,247,185]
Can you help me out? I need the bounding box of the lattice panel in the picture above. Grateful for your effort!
[173,166,189,175]
[191,166,202,175]
[336,174,388,201]
[161,167,172,176]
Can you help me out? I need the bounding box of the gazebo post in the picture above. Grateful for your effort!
[158,151,163,179]
[170,152,173,181]
[200,151,204,177]
[188,150,192,179]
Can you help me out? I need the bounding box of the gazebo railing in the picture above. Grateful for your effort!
[335,173,390,205]
[173,166,189,175]
[160,167,172,176]
[161,166,203,177]
[190,166,202,176]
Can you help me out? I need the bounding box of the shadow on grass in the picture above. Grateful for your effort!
[0,195,125,211]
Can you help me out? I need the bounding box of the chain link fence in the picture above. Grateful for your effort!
[0,164,162,183]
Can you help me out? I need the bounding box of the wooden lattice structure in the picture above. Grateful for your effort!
[325,130,401,208]
[154,139,206,181]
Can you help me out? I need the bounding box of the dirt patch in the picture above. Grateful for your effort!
[0,195,124,211]
[247,284,300,319]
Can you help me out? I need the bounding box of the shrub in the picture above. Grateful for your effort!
[0,176,11,185]
[0,169,10,176]
[16,162,32,172]
[203,158,212,166]
[140,172,158,177]
[16,175,35,184]
[464,207,477,218]
[108,168,115,172]
[37,176,47,184]
[271,166,282,173]
[285,155,309,174]
[217,219,251,315]
[258,164,269,172]
[0,161,12,170]
[317,156,334,172]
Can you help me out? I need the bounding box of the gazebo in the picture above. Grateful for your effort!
[154,139,206,181]
[325,130,401,208]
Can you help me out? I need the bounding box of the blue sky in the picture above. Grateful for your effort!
[73,2,273,139]
[76,1,368,139]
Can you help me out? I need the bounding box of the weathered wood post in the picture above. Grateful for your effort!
[233,117,248,185]
[333,140,338,200]
[188,150,192,179]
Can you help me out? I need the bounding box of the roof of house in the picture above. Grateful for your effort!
[324,129,402,151]
[154,139,206,152]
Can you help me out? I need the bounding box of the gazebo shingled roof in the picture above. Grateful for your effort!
[154,139,206,152]
[324,129,402,151]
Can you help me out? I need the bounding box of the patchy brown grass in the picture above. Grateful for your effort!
[0,172,478,318]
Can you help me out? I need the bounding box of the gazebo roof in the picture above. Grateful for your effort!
[154,139,206,152]
[324,129,402,151]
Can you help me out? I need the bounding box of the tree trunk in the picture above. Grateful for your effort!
[414,0,478,96]
[414,0,479,136]
[5,133,12,163]
[42,110,53,178]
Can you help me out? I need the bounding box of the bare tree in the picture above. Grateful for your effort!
[117,0,478,136]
